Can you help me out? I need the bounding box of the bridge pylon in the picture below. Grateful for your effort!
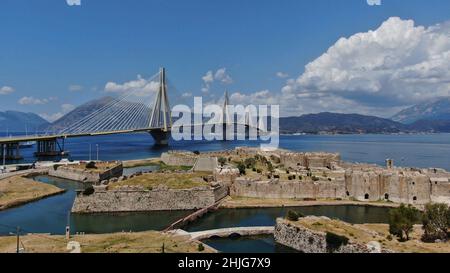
[149,67,172,145]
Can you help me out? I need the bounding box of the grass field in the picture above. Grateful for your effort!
[0,231,215,253]
[0,176,65,210]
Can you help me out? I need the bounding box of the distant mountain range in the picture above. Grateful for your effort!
[45,96,151,132]
[0,111,49,133]
[2,96,450,135]
[46,96,117,131]
[391,97,450,124]
[279,113,407,134]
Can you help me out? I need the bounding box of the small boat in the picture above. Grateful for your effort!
[19,141,36,148]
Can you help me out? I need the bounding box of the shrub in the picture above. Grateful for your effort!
[273,175,280,179]
[312,176,320,182]
[82,186,95,196]
[326,232,349,252]
[218,157,227,167]
[286,210,299,221]
[389,204,421,241]
[256,169,262,174]
[237,162,246,175]
[422,203,450,242]
[244,158,256,169]
[197,243,205,252]
[252,167,257,172]
[86,161,97,169]
[53,164,61,171]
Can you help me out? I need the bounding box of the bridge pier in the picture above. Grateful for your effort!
[0,143,23,160]
[149,130,170,146]
[35,138,68,157]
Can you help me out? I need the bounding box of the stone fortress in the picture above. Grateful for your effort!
[205,147,450,206]
[69,147,450,213]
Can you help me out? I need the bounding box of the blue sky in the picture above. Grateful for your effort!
[1,0,450,120]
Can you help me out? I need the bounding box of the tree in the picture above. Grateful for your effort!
[286,210,299,221]
[244,158,256,169]
[218,157,227,167]
[389,204,421,241]
[237,162,246,175]
[267,161,274,174]
[85,161,97,169]
[422,203,450,242]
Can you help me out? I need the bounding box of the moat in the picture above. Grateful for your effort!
[0,175,391,253]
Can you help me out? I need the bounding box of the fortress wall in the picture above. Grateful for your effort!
[231,179,345,200]
[274,219,390,253]
[232,170,450,205]
[160,152,197,167]
[48,163,123,183]
[431,178,450,204]
[71,185,227,213]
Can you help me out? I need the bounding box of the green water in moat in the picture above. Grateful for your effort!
[0,174,392,253]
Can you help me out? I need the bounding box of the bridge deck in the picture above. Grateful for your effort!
[186,226,275,240]
[0,128,165,144]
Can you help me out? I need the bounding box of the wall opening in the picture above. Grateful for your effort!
[364,193,369,200]
[346,191,350,197]
[384,193,389,200]
[413,196,417,201]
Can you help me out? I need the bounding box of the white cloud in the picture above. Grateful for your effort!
[201,68,234,93]
[18,96,56,105]
[214,68,233,84]
[104,75,159,97]
[69,85,83,92]
[202,71,214,84]
[286,17,450,110]
[276,72,289,78]
[39,104,75,122]
[0,86,14,95]
[66,0,81,6]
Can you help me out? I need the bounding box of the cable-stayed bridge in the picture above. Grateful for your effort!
[0,68,262,161]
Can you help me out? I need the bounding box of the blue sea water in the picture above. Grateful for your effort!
[5,133,450,170]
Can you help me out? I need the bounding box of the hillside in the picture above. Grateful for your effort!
[279,113,407,134]
[391,97,450,124]
[45,97,117,131]
[0,111,49,132]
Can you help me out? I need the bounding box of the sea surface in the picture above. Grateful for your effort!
[4,133,450,170]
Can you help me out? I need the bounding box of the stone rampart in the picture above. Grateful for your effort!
[71,185,228,213]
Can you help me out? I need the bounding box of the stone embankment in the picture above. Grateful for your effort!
[48,162,123,183]
[274,218,392,253]
[71,184,229,213]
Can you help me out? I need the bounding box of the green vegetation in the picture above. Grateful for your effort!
[389,204,421,242]
[82,186,95,196]
[109,172,210,190]
[326,232,349,252]
[157,161,193,171]
[244,158,256,169]
[286,210,300,221]
[237,162,246,175]
[218,157,227,167]
[422,203,450,242]
[286,210,305,221]
[197,243,205,252]
[86,161,97,169]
